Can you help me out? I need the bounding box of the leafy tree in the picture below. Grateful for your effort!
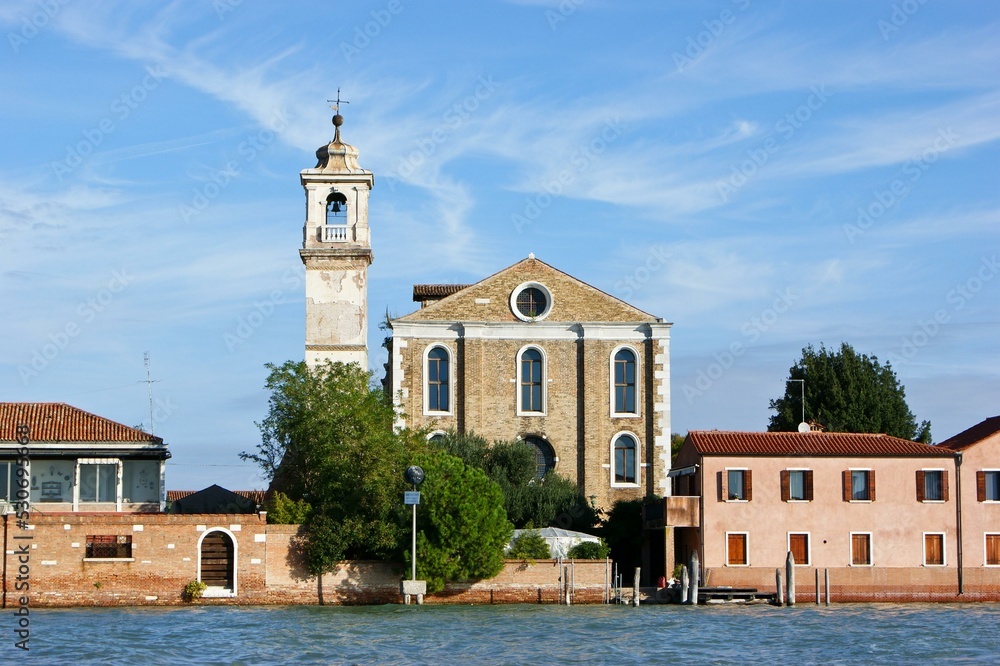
[241,360,422,573]
[600,498,652,585]
[567,539,610,560]
[434,431,597,531]
[408,449,513,593]
[670,433,686,463]
[507,530,551,559]
[768,343,931,443]
[263,491,312,525]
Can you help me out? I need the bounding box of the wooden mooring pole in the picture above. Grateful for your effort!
[687,552,699,605]
[785,551,796,606]
[815,569,820,605]
[775,568,783,607]
[633,567,641,607]
[680,566,689,604]
[825,568,831,606]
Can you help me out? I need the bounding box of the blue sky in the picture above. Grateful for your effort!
[1,1,997,491]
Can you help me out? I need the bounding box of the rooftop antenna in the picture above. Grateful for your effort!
[787,378,808,432]
[142,352,161,435]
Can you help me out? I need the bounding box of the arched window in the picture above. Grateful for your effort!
[519,347,544,414]
[326,191,348,224]
[613,433,638,485]
[524,436,555,479]
[426,346,450,413]
[613,348,637,415]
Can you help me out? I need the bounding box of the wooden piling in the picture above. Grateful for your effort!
[564,565,571,606]
[815,569,820,604]
[680,566,689,604]
[825,568,830,606]
[785,551,796,606]
[633,567,641,607]
[687,552,699,605]
[775,568,783,606]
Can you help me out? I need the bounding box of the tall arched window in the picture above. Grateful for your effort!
[519,347,544,414]
[613,433,638,485]
[524,436,555,479]
[326,191,348,224]
[613,348,637,415]
[426,346,450,413]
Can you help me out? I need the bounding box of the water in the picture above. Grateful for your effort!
[15,603,1000,664]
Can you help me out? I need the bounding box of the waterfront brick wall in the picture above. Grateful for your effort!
[2,512,268,607]
[704,566,1000,602]
[426,559,610,605]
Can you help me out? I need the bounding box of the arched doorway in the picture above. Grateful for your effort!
[199,530,235,592]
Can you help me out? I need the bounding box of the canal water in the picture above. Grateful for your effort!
[16,602,1000,664]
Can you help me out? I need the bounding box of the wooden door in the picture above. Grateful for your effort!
[200,532,234,588]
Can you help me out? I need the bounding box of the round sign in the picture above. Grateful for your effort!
[405,465,425,485]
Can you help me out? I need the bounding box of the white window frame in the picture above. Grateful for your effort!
[849,468,873,503]
[985,533,1000,567]
[426,429,447,443]
[787,532,811,566]
[422,344,454,416]
[610,431,640,488]
[849,531,873,567]
[922,531,947,567]
[510,282,553,322]
[609,344,641,418]
[75,458,122,511]
[920,468,946,503]
[983,469,1000,503]
[725,531,750,567]
[725,467,749,502]
[516,344,547,416]
[786,467,811,502]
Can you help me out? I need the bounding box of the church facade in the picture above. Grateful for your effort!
[388,256,673,510]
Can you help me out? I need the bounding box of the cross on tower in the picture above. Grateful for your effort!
[327,88,350,114]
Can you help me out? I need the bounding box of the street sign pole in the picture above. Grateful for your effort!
[411,483,417,581]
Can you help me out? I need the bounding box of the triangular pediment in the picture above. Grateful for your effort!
[396,257,660,324]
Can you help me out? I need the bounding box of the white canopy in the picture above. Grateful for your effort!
[508,527,601,558]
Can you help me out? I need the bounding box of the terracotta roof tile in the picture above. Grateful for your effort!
[0,402,162,444]
[936,416,1000,452]
[412,284,471,300]
[167,489,267,504]
[687,430,955,458]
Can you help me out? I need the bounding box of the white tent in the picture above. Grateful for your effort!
[508,527,601,558]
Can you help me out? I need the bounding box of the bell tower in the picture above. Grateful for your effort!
[299,103,373,368]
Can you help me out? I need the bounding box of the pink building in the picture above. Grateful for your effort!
[654,426,999,601]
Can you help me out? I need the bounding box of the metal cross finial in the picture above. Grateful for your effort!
[327,88,350,113]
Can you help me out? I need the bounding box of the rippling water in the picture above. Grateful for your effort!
[19,602,1000,664]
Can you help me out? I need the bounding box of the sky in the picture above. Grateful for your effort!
[1,1,997,492]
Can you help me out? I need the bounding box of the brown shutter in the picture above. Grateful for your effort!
[805,470,814,501]
[781,470,790,502]
[718,471,725,502]
[916,470,925,502]
[745,470,752,501]
[843,470,851,501]
[869,470,876,501]
[978,471,987,502]
[942,470,949,502]
[987,534,1000,566]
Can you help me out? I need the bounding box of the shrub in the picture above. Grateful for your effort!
[507,530,551,560]
[566,539,610,559]
[183,580,207,601]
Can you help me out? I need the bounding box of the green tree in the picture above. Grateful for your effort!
[409,449,513,593]
[434,431,597,531]
[240,360,421,573]
[507,530,551,559]
[768,343,931,442]
[263,491,312,525]
[600,498,651,584]
[567,539,611,560]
